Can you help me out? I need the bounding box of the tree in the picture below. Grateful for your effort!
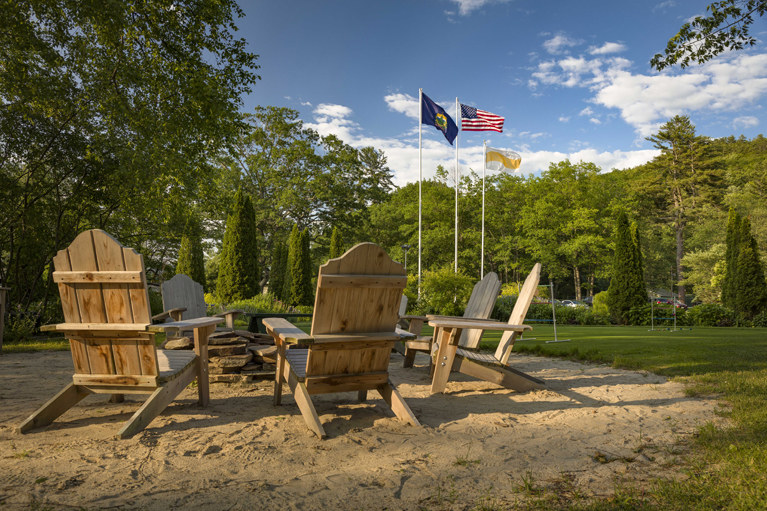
[0,0,259,315]
[217,188,260,302]
[285,225,312,306]
[176,214,206,289]
[329,227,344,260]
[733,217,767,320]
[269,238,288,300]
[722,209,743,309]
[607,212,647,324]
[651,0,767,70]
[645,116,711,304]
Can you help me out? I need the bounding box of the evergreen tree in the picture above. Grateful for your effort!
[299,228,314,306]
[329,227,344,260]
[217,187,260,302]
[176,214,206,289]
[607,212,647,324]
[722,209,742,308]
[283,224,300,303]
[269,238,288,300]
[733,217,767,321]
[630,221,648,300]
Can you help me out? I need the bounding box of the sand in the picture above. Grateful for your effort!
[0,350,722,510]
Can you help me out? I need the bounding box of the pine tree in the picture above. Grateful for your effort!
[329,227,344,260]
[733,217,767,321]
[269,237,288,300]
[176,213,206,289]
[216,187,260,302]
[722,209,742,308]
[300,228,314,306]
[607,212,647,324]
[630,221,648,302]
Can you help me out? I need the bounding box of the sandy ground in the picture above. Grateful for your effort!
[0,350,722,510]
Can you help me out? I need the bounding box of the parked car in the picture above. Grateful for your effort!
[561,299,589,308]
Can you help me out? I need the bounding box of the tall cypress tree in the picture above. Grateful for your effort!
[630,220,648,302]
[176,213,206,289]
[284,224,300,305]
[607,212,647,324]
[217,187,260,302]
[300,228,314,306]
[269,237,288,300]
[329,227,344,260]
[733,217,767,321]
[722,209,742,308]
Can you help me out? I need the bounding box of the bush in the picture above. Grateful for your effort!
[205,292,310,315]
[148,288,164,316]
[4,311,36,343]
[418,266,474,316]
[687,303,736,327]
[492,295,517,321]
[593,291,609,316]
[753,309,767,327]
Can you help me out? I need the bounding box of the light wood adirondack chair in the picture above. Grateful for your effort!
[152,273,241,337]
[429,263,545,394]
[400,272,501,368]
[262,243,420,438]
[19,230,221,438]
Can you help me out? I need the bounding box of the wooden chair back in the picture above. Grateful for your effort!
[459,272,502,349]
[52,229,159,385]
[494,263,541,361]
[161,274,207,319]
[306,243,407,379]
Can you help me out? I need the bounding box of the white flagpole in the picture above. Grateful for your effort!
[454,97,459,273]
[481,140,487,277]
[418,88,423,298]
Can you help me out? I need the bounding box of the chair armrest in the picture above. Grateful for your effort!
[214,309,243,329]
[262,317,313,347]
[151,307,186,322]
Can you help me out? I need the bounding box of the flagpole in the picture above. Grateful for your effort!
[481,140,487,277]
[454,97,459,273]
[418,88,423,298]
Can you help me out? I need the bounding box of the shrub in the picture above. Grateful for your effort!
[206,292,311,316]
[148,288,164,316]
[419,266,474,316]
[4,311,36,343]
[593,291,609,316]
[753,310,767,327]
[687,303,736,327]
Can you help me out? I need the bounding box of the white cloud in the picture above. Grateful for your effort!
[447,0,510,16]
[732,116,759,129]
[543,33,581,55]
[384,93,419,120]
[589,42,627,55]
[589,118,602,125]
[314,103,352,118]
[530,51,767,138]
[558,116,570,123]
[579,107,595,116]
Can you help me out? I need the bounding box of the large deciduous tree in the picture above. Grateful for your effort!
[0,0,259,314]
[652,0,767,70]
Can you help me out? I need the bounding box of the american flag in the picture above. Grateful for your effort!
[460,104,504,132]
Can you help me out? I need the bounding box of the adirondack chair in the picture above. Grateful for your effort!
[429,263,545,394]
[399,272,501,368]
[152,273,241,336]
[262,243,420,438]
[19,229,221,438]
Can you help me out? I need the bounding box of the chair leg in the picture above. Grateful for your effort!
[456,357,545,393]
[109,394,125,403]
[377,381,420,426]
[19,383,91,433]
[402,347,417,368]
[117,370,195,439]
[358,390,367,402]
[284,369,325,438]
[430,330,458,394]
[274,346,287,406]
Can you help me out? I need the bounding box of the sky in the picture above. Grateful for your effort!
[239,0,767,187]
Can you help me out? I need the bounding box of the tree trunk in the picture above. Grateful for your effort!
[573,266,582,300]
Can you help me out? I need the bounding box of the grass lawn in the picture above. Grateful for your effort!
[4,323,767,509]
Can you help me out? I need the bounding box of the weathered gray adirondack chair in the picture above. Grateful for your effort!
[399,272,502,368]
[152,273,241,336]
[263,242,420,438]
[429,263,545,394]
[19,230,221,438]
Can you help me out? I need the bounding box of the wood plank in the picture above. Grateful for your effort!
[53,323,150,331]
[455,356,545,392]
[53,249,80,324]
[52,271,143,283]
[460,272,501,349]
[161,274,207,319]
[18,383,92,433]
[73,374,158,386]
[317,274,407,289]
[304,372,389,394]
[428,318,531,331]
[68,230,107,324]
[377,381,420,426]
[123,244,152,324]
[495,262,541,361]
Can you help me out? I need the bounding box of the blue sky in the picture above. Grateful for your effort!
[240,0,767,186]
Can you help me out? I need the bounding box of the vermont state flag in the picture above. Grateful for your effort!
[421,92,458,145]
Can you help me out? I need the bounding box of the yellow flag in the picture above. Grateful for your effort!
[486,147,521,171]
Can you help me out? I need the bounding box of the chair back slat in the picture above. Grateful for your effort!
[161,274,207,320]
[459,272,501,348]
[52,230,158,380]
[494,263,541,361]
